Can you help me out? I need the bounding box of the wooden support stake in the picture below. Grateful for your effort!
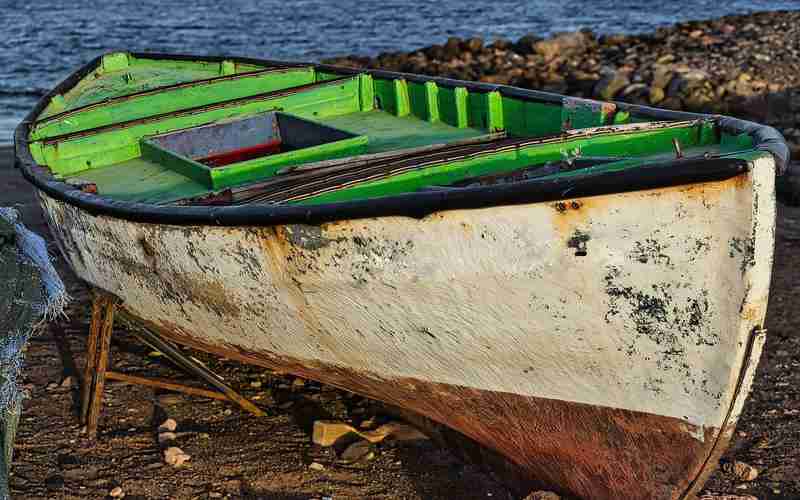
[80,295,105,423]
[127,326,266,417]
[80,291,265,440]
[85,296,116,438]
[105,372,229,401]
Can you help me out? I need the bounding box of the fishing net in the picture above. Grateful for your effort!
[0,208,67,499]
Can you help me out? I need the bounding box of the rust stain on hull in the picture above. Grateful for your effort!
[550,174,750,241]
[127,309,721,500]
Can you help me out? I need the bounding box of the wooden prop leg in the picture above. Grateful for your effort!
[80,292,264,439]
[84,296,116,439]
[80,295,105,423]
[127,325,265,417]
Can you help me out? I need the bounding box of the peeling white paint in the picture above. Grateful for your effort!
[37,154,775,435]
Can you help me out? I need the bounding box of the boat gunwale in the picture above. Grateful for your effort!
[15,52,788,227]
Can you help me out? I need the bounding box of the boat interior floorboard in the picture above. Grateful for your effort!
[316,110,487,153]
[69,157,209,204]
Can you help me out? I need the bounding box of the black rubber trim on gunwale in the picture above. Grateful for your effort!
[15,52,787,227]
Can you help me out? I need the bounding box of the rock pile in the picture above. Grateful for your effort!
[325,10,800,153]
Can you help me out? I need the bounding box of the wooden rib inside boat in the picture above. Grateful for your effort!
[15,52,788,500]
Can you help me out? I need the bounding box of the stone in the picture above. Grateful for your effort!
[313,420,428,447]
[158,418,177,433]
[601,34,629,46]
[679,69,710,82]
[221,479,242,494]
[45,474,64,489]
[249,380,262,388]
[424,44,445,60]
[649,87,666,105]
[308,461,326,471]
[60,375,75,388]
[164,446,191,467]
[594,70,630,100]
[464,37,484,53]
[109,486,124,498]
[620,83,648,97]
[666,73,702,98]
[443,37,462,60]
[63,465,100,481]
[489,38,513,51]
[514,34,541,55]
[313,420,359,446]
[158,431,177,445]
[523,492,561,500]
[656,54,676,64]
[651,65,675,90]
[723,461,759,481]
[368,422,429,442]
[684,88,715,110]
[209,492,223,498]
[534,32,592,60]
[339,440,375,463]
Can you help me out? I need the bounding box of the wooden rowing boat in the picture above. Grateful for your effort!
[15,52,788,499]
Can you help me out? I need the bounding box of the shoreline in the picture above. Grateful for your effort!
[325,9,800,155]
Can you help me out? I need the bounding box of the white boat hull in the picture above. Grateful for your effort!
[38,154,776,499]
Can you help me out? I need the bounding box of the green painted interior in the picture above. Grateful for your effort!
[31,67,317,140]
[293,123,717,205]
[38,54,269,119]
[38,76,363,175]
[26,53,761,208]
[66,111,487,202]
[317,111,485,153]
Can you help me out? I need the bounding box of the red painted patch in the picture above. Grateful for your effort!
[197,139,282,167]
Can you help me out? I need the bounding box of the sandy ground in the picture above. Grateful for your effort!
[2,146,800,500]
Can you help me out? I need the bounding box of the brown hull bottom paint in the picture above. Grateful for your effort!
[122,310,722,500]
